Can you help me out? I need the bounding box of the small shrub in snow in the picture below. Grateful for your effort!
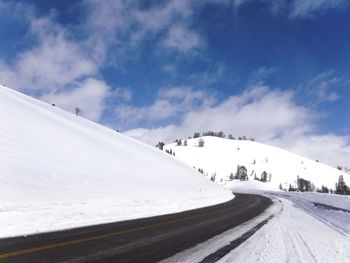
[177,139,182,146]
[156,142,165,150]
[289,184,297,192]
[197,138,205,147]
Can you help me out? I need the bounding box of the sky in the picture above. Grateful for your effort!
[0,0,350,168]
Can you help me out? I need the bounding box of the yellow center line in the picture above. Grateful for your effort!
[0,197,252,260]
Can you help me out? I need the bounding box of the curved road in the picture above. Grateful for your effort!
[0,194,271,263]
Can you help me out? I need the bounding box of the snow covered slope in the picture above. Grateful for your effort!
[0,85,232,238]
[164,136,350,191]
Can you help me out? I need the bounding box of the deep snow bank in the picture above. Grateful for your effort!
[0,85,232,238]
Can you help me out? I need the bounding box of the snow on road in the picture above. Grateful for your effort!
[164,191,350,263]
[219,193,350,263]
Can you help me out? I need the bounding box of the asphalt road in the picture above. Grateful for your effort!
[0,193,271,263]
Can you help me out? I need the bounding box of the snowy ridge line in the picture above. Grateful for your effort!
[161,196,282,263]
[313,202,350,213]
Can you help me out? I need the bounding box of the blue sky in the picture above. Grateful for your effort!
[0,0,350,167]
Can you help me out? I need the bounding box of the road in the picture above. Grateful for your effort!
[0,194,271,263]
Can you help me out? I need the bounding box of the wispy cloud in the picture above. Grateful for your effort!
[249,66,279,85]
[289,0,348,18]
[231,0,348,18]
[304,71,347,103]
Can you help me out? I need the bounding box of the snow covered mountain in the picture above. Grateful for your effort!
[164,136,350,191]
[0,85,232,238]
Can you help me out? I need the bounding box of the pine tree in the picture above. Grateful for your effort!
[335,175,350,195]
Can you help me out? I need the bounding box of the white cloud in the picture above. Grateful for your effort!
[124,85,313,142]
[83,0,200,56]
[132,0,192,38]
[115,86,215,124]
[41,78,111,121]
[274,133,350,168]
[82,0,131,63]
[124,85,350,168]
[163,26,201,53]
[18,35,96,91]
[0,14,97,93]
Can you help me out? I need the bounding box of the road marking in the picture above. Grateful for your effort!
[0,196,254,260]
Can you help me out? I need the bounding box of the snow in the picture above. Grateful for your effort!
[270,192,350,235]
[218,194,350,263]
[230,180,279,192]
[164,193,350,263]
[273,191,350,211]
[164,136,350,191]
[161,197,282,263]
[0,85,232,238]
[164,137,350,262]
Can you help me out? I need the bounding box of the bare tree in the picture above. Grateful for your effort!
[75,107,81,116]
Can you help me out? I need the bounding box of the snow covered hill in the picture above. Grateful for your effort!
[0,85,232,238]
[163,136,350,191]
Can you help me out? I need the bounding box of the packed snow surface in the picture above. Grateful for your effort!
[164,137,350,191]
[164,192,350,263]
[0,85,232,238]
[219,193,350,263]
